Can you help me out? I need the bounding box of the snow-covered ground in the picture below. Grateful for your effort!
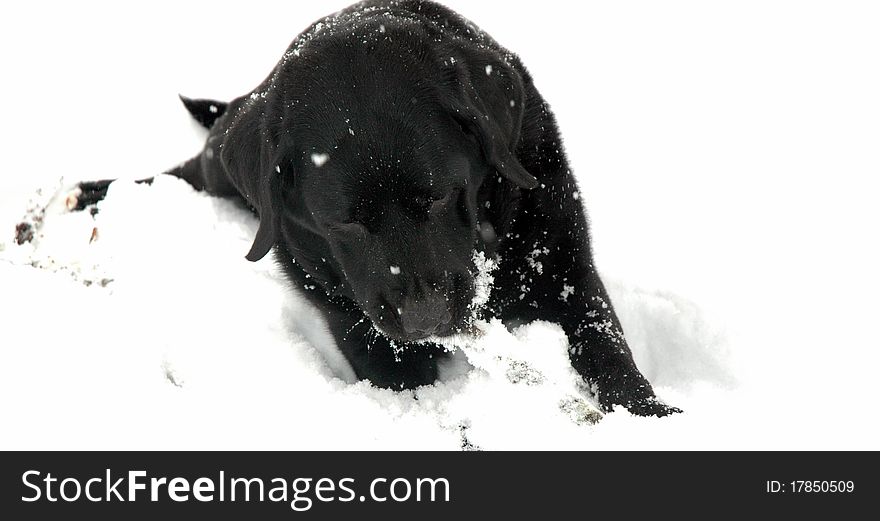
[1,0,878,450]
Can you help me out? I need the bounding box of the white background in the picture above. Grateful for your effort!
[1,1,879,449]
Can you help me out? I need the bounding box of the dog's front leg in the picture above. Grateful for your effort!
[557,272,681,417]
[493,245,680,417]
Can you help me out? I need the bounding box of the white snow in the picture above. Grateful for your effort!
[560,284,575,302]
[389,265,401,275]
[1,0,879,450]
[311,153,330,167]
[468,251,498,315]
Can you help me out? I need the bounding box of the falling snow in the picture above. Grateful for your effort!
[311,153,330,167]
[560,284,575,302]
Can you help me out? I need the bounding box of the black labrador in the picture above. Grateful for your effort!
[74,0,679,417]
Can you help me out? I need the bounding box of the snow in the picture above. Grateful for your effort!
[389,265,401,275]
[310,153,330,167]
[468,251,497,314]
[560,284,575,302]
[1,0,879,450]
[0,179,725,449]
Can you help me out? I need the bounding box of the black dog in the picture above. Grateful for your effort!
[75,0,679,417]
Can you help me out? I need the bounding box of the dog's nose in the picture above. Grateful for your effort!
[398,295,452,337]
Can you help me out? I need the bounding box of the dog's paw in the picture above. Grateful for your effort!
[623,397,682,418]
[68,180,114,213]
[592,383,682,417]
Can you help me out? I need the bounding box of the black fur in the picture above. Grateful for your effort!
[179,95,228,129]
[77,0,679,417]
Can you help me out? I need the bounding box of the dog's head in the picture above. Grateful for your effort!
[222,21,537,342]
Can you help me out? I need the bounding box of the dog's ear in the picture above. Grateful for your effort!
[220,102,286,262]
[444,49,538,189]
[244,163,283,262]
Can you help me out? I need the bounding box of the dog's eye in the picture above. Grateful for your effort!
[328,221,368,241]
[454,119,478,143]
[428,192,454,216]
[412,195,433,211]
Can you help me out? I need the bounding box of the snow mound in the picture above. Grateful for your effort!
[0,177,729,449]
